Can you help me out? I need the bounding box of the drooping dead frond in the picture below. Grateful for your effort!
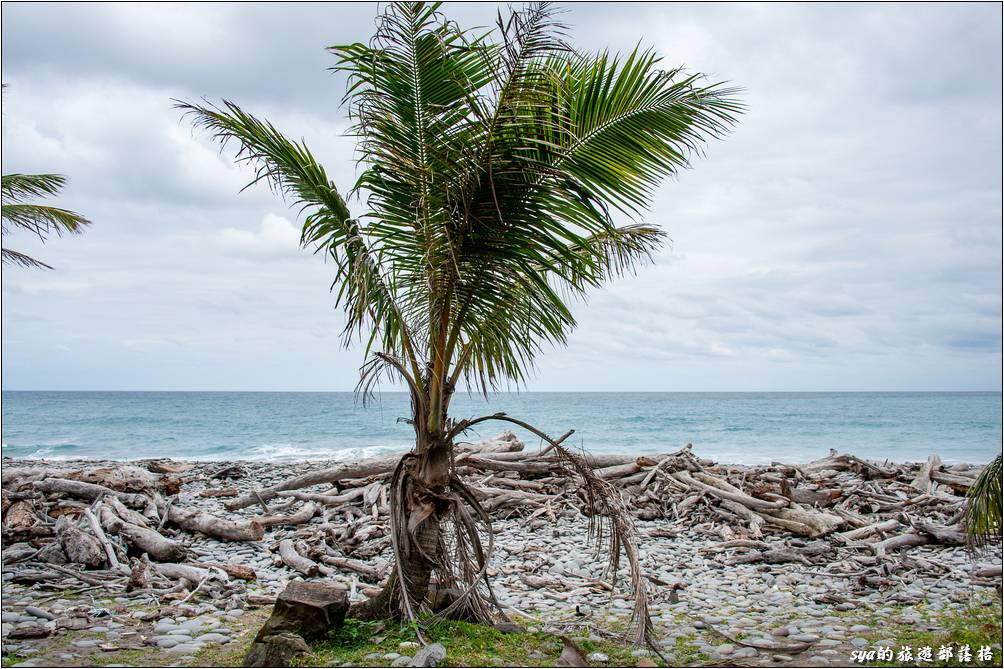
[449,413,660,652]
[426,475,504,625]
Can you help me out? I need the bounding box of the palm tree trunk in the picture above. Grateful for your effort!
[349,437,451,621]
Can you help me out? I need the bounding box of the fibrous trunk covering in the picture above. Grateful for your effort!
[348,439,501,625]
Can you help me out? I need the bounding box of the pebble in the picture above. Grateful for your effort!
[72,640,101,648]
[851,637,869,648]
[23,607,54,621]
[790,633,820,642]
[587,652,609,662]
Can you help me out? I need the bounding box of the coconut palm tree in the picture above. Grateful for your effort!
[180,1,742,642]
[1,173,91,269]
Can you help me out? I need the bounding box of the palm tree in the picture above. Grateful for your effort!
[965,454,1002,551]
[181,1,742,642]
[1,173,91,269]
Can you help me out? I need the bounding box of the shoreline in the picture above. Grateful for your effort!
[2,442,1001,667]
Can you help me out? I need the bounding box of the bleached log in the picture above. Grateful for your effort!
[225,455,403,511]
[34,478,148,508]
[54,515,105,567]
[319,555,385,581]
[278,539,319,576]
[456,431,525,454]
[198,562,257,581]
[872,532,931,555]
[462,456,552,475]
[254,502,319,529]
[930,470,977,493]
[671,470,788,511]
[757,505,844,537]
[719,499,765,538]
[168,506,264,541]
[275,489,366,506]
[156,562,218,584]
[108,497,151,527]
[69,466,166,493]
[910,454,942,494]
[99,505,188,562]
[83,507,120,569]
[838,518,901,542]
[594,462,642,480]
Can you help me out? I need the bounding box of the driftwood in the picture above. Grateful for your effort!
[2,433,999,623]
[224,456,403,511]
[167,506,264,542]
[255,502,320,529]
[54,516,105,568]
[34,478,148,507]
[99,505,188,562]
[278,539,319,576]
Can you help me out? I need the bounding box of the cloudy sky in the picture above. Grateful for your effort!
[1,2,1001,392]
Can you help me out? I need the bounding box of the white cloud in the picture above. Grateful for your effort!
[217,214,301,259]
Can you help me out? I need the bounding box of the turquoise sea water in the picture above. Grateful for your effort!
[1,391,1000,465]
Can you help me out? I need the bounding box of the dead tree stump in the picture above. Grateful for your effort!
[243,581,348,667]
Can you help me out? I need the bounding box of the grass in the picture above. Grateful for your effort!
[298,617,677,667]
[861,598,1002,667]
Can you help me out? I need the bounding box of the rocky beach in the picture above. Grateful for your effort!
[2,436,1001,667]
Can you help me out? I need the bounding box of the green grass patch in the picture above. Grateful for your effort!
[860,598,1002,667]
[300,617,676,667]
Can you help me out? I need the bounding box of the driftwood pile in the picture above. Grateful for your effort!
[2,433,1000,615]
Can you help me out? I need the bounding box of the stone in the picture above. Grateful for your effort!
[155,637,183,648]
[851,637,868,648]
[587,652,609,662]
[399,641,420,650]
[8,624,50,639]
[243,581,348,667]
[492,622,526,634]
[391,657,412,667]
[636,659,657,668]
[154,623,181,634]
[715,643,736,656]
[243,632,310,668]
[790,633,820,643]
[409,643,446,668]
[23,608,54,622]
[196,633,230,644]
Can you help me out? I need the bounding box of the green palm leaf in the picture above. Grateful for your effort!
[965,454,1002,551]
[1,173,91,269]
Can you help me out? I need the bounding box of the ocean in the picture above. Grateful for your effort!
[1,391,1000,465]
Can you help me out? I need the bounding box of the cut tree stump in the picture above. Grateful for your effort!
[243,581,348,667]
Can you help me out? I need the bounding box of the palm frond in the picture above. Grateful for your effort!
[1,247,53,269]
[965,454,1002,551]
[1,173,90,269]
